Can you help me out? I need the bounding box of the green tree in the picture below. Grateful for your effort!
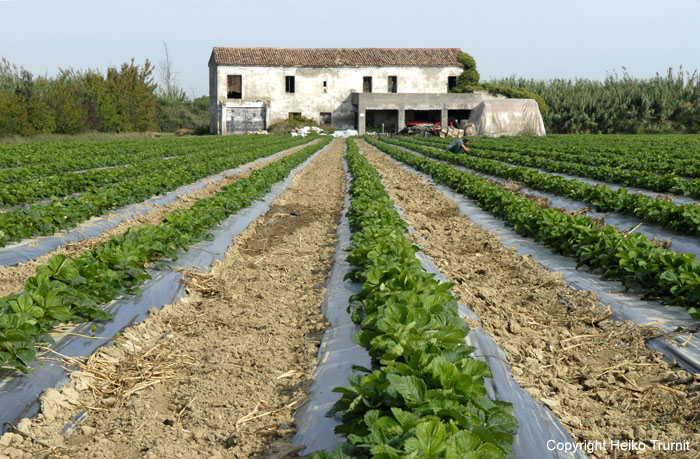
[454,51,480,90]
[0,91,30,135]
[27,77,56,134]
[0,59,31,135]
[50,70,89,134]
[102,59,157,132]
[0,57,158,137]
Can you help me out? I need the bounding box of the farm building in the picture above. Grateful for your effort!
[208,47,501,135]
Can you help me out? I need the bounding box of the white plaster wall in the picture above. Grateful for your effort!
[214,65,463,128]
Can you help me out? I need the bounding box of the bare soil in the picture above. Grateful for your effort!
[0,139,345,458]
[0,140,317,299]
[358,139,700,458]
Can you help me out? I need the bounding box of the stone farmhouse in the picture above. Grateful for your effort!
[208,47,497,135]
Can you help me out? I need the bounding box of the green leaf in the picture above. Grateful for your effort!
[387,374,427,405]
[46,254,67,275]
[446,430,482,451]
[404,420,447,457]
[14,346,36,364]
[47,306,73,322]
[487,409,518,432]
[9,295,44,319]
[391,407,420,429]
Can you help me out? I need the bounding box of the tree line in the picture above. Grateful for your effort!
[0,57,208,137]
[3,52,699,136]
[490,69,700,134]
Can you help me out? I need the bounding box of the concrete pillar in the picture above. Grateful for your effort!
[215,102,221,135]
[398,108,406,132]
[440,109,448,128]
[210,100,216,134]
[221,104,227,135]
[358,109,366,135]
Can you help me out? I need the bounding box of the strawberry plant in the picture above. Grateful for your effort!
[0,135,314,246]
[314,139,516,458]
[384,136,700,236]
[412,135,700,179]
[366,136,700,317]
[0,137,331,372]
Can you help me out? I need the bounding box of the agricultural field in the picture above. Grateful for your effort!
[0,133,698,458]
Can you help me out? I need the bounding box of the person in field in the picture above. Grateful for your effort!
[447,138,470,154]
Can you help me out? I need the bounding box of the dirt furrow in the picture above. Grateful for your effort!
[0,139,345,459]
[358,139,700,458]
[0,140,317,299]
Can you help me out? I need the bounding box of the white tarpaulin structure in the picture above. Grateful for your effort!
[467,99,546,137]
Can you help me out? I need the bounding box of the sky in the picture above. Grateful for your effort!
[1,0,699,98]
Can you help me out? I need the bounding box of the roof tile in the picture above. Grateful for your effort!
[212,47,463,68]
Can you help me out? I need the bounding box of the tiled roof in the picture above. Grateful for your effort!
[211,47,463,68]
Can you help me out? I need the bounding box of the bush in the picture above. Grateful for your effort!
[481,83,549,114]
[451,51,480,91]
[0,58,157,137]
[155,95,209,133]
[268,114,318,133]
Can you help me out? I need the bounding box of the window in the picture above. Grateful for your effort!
[288,112,302,121]
[285,76,295,94]
[320,112,332,125]
[227,75,242,99]
[323,80,327,93]
[388,76,397,93]
[363,76,372,93]
[448,76,457,91]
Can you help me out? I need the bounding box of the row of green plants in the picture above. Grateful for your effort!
[0,134,278,181]
[0,138,201,183]
[1,139,149,169]
[0,137,170,169]
[0,135,314,246]
[404,136,700,198]
[467,134,700,161]
[366,137,700,317]
[0,148,192,187]
[384,137,700,237]
[313,138,517,458]
[0,137,332,372]
[412,135,700,179]
[468,144,700,197]
[0,136,303,206]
